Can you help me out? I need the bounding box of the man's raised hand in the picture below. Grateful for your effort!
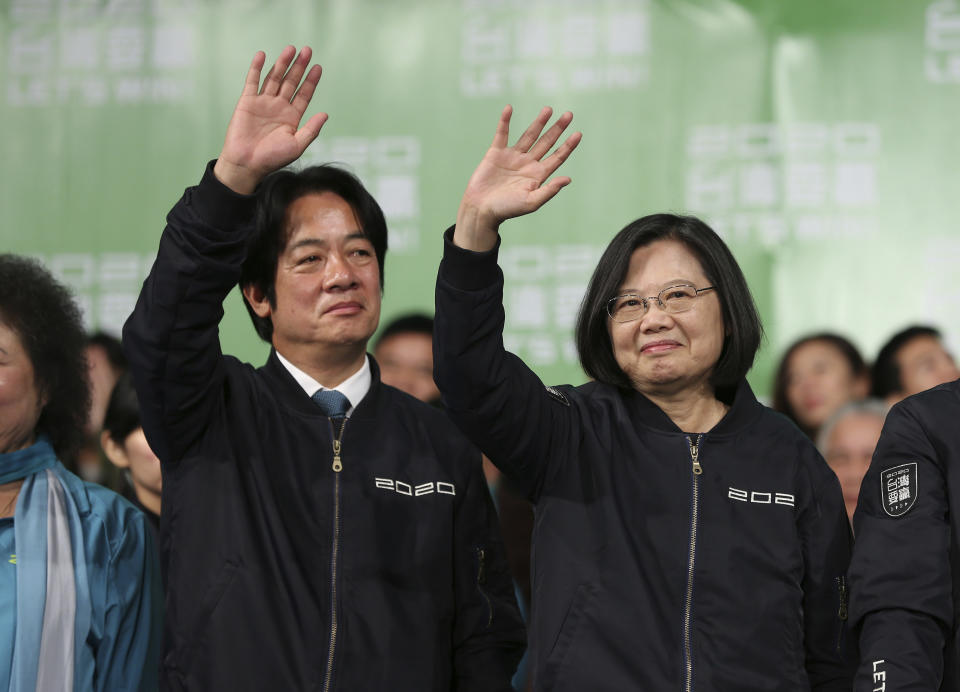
[454,105,581,252]
[214,46,328,194]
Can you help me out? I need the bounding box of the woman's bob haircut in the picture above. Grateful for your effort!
[575,213,763,391]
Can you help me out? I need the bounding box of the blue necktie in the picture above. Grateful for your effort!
[311,389,350,418]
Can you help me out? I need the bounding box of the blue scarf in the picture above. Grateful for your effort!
[0,437,91,692]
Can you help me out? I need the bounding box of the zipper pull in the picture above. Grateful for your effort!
[332,439,342,472]
[689,437,703,476]
[330,417,347,473]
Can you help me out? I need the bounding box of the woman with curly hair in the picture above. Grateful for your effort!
[0,254,162,691]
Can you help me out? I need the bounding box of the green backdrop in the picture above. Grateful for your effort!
[3,0,958,398]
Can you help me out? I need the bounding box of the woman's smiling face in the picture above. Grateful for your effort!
[608,239,725,398]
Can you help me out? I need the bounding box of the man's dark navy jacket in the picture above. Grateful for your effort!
[850,379,960,691]
[123,164,524,691]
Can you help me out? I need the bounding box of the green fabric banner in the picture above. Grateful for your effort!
[3,0,958,396]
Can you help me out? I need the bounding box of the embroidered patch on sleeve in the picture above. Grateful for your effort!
[545,386,570,407]
[880,462,918,517]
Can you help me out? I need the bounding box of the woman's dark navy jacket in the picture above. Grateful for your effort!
[122,165,524,691]
[434,229,855,691]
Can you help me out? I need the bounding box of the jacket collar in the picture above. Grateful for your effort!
[619,378,763,436]
[261,349,386,420]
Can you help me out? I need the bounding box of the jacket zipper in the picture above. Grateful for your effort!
[836,575,848,621]
[684,434,703,692]
[476,547,493,627]
[835,575,848,653]
[323,416,349,692]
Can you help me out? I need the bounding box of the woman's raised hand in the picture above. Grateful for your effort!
[213,46,328,194]
[454,105,581,252]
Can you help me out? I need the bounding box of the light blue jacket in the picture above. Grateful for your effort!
[0,440,162,692]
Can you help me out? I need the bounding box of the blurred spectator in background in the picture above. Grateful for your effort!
[69,331,127,487]
[817,399,887,526]
[85,332,126,435]
[773,333,869,439]
[373,313,441,405]
[871,324,960,406]
[0,254,161,691]
[101,371,161,553]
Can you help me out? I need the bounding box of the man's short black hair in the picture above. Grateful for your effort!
[871,325,943,398]
[0,254,91,458]
[239,165,388,343]
[574,213,763,391]
[102,371,142,444]
[374,313,434,351]
[772,333,866,430]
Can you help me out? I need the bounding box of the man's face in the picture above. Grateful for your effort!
[252,192,381,360]
[824,412,884,523]
[895,334,960,398]
[375,331,440,404]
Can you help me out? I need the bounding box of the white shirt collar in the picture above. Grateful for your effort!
[275,352,371,416]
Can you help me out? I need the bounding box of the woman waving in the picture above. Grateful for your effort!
[433,106,854,691]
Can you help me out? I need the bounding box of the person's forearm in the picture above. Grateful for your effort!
[454,200,500,252]
[854,610,944,691]
[212,157,262,195]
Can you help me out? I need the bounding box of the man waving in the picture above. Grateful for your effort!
[124,46,523,691]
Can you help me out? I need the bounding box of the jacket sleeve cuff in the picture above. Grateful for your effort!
[188,160,259,230]
[440,226,502,291]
